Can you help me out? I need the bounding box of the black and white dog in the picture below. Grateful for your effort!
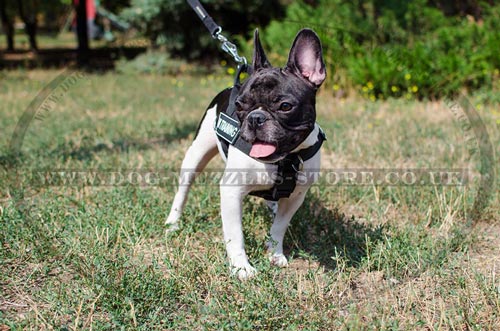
[166,29,326,279]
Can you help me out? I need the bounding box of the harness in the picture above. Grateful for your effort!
[214,65,326,201]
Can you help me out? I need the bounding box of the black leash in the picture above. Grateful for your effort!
[186,0,221,37]
[186,0,247,66]
[187,0,252,155]
[186,0,250,153]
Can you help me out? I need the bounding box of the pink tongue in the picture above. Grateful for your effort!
[249,143,277,158]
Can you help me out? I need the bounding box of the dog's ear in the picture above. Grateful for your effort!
[252,29,271,71]
[285,29,326,87]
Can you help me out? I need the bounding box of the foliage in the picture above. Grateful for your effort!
[115,51,190,75]
[258,0,500,99]
[120,0,283,60]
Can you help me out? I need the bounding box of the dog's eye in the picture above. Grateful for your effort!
[235,101,243,110]
[279,102,293,111]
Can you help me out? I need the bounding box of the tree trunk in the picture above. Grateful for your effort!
[0,0,14,51]
[76,0,88,52]
[17,0,38,51]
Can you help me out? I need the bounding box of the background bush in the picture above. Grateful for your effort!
[121,0,499,100]
[257,0,499,100]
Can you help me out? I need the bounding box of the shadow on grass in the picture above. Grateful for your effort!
[284,194,385,271]
[0,153,20,169]
[61,122,198,161]
[0,47,147,70]
[0,122,198,165]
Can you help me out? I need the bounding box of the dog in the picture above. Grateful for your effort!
[166,28,326,279]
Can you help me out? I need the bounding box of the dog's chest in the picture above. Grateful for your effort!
[224,145,278,188]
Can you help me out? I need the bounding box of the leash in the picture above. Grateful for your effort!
[186,0,247,66]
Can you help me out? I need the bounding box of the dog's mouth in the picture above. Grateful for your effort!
[249,141,277,159]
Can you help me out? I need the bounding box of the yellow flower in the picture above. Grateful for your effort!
[227,67,235,75]
[369,94,376,101]
[496,119,500,125]
[405,93,412,100]
[362,86,369,92]
[476,104,482,110]
[391,86,399,92]
[367,81,374,90]
[333,84,340,91]
[220,60,227,66]
[404,73,411,80]
[411,85,418,93]
[177,81,184,88]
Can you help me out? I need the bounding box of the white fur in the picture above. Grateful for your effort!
[166,105,321,280]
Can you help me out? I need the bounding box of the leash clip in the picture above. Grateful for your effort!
[215,31,247,66]
[186,0,247,66]
[293,155,304,172]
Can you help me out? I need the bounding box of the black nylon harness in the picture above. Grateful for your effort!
[213,65,326,201]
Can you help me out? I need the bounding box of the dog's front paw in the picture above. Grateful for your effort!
[231,264,257,280]
[165,217,180,235]
[165,211,182,234]
[269,253,288,267]
[164,222,180,234]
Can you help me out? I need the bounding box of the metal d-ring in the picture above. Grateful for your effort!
[292,155,304,172]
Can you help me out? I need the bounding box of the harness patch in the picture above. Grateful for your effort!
[215,112,240,144]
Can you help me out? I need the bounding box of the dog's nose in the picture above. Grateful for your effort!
[247,110,268,129]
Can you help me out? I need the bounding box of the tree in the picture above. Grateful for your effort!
[75,0,88,54]
[0,0,39,51]
[17,0,38,51]
[120,0,284,60]
[0,0,14,51]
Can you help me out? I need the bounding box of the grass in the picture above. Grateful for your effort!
[0,31,138,51]
[0,69,499,330]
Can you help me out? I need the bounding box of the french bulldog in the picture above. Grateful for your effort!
[165,28,326,279]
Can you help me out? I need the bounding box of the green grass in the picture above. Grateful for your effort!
[0,31,139,51]
[0,69,499,330]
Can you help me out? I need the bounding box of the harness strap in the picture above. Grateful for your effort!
[250,129,326,201]
[215,65,252,156]
[295,129,327,161]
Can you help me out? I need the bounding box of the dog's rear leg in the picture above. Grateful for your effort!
[165,108,218,232]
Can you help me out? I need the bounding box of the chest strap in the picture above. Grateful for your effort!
[249,129,326,201]
[215,65,252,156]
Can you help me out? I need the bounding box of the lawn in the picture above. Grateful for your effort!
[0,69,499,330]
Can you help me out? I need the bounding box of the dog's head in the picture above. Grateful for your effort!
[236,28,326,162]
